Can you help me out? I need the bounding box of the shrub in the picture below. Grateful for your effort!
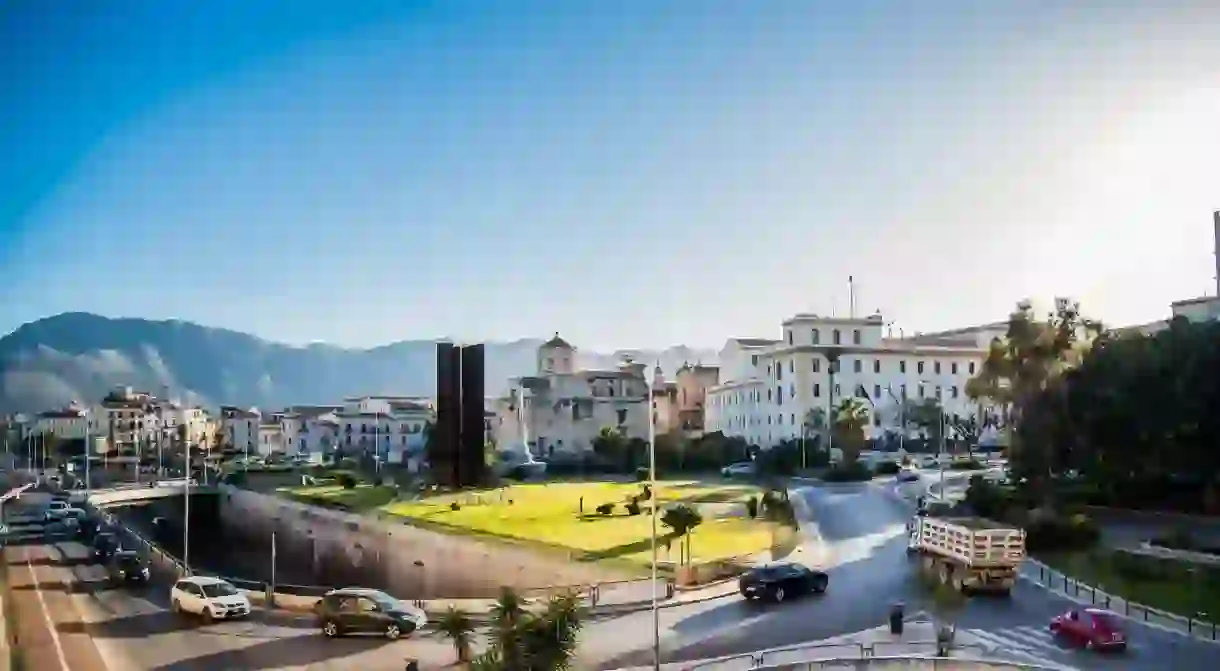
[638,483,653,501]
[449,502,461,511]
[948,460,986,471]
[874,461,901,475]
[1024,513,1100,552]
[624,498,642,516]
[745,496,759,518]
[335,472,358,489]
[634,466,650,482]
[595,502,616,516]
[821,462,873,482]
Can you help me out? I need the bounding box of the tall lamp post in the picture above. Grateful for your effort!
[649,365,660,671]
[885,385,906,454]
[919,380,947,499]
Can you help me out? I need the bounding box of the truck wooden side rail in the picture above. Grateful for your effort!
[907,515,1024,595]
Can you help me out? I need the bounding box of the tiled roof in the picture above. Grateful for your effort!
[733,338,779,347]
[542,332,573,349]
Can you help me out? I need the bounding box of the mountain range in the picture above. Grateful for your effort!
[0,313,719,414]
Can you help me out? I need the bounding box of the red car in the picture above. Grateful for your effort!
[1049,608,1127,651]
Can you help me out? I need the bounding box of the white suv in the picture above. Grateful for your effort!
[170,576,251,622]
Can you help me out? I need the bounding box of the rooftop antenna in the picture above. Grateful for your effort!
[848,276,856,319]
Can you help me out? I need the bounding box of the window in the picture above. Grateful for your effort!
[812,358,821,373]
[917,361,925,374]
[969,361,976,375]
[789,360,794,373]
[752,355,759,366]
[873,359,881,374]
[951,386,959,399]
[767,364,772,375]
[776,387,783,406]
[834,384,841,397]
[813,384,821,398]
[832,359,841,373]
[874,384,881,398]
[767,389,772,401]
[951,362,958,375]
[787,330,793,345]
[899,361,907,374]
[833,329,841,345]
[790,384,795,398]
[776,363,783,381]
[790,414,795,426]
[935,386,942,400]
[811,329,820,344]
[853,359,862,373]
[900,384,907,399]
[918,385,925,398]
[873,415,882,427]
[852,329,861,345]
[934,361,942,375]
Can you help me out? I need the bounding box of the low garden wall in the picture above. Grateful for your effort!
[216,484,640,598]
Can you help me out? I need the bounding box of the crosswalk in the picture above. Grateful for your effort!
[961,623,1115,667]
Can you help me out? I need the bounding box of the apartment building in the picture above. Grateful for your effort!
[705,312,1001,448]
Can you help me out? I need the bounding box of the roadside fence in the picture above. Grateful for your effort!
[681,640,1038,671]
[1023,557,1220,641]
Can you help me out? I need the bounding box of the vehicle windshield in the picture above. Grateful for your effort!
[115,552,141,564]
[200,582,239,598]
[1090,612,1120,630]
[366,592,402,609]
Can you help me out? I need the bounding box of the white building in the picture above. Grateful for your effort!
[258,419,287,456]
[492,333,651,458]
[99,386,155,451]
[333,396,431,464]
[219,406,260,454]
[30,405,105,442]
[705,313,1001,448]
[280,405,343,457]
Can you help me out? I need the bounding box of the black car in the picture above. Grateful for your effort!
[314,588,428,640]
[106,551,150,585]
[91,532,120,562]
[738,562,829,602]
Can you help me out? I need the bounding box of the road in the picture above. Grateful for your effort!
[2,485,457,670]
[587,469,1220,670]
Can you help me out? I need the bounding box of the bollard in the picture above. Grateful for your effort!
[889,603,904,635]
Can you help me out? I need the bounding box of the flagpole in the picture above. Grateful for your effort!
[649,364,660,671]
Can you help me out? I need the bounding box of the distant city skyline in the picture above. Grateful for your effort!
[2,1,1218,351]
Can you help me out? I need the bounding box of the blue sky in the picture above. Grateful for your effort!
[2,1,1218,350]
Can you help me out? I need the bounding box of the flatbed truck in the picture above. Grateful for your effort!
[907,515,1025,595]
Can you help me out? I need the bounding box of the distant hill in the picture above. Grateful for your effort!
[0,312,718,414]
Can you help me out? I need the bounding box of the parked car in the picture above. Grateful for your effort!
[738,562,829,602]
[43,500,71,521]
[1049,608,1126,651]
[106,550,151,586]
[170,576,250,622]
[315,587,428,639]
[721,462,756,478]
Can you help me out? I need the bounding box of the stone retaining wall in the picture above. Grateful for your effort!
[216,485,641,598]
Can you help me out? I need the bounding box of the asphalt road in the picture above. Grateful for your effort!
[2,482,458,670]
[588,470,1220,670]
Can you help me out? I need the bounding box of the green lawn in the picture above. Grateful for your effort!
[282,483,397,511]
[287,480,778,567]
[1039,550,1220,622]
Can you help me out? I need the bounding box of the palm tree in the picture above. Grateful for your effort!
[833,398,870,465]
[661,503,703,565]
[473,588,584,671]
[437,606,477,665]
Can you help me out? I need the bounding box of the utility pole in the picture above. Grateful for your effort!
[648,367,660,671]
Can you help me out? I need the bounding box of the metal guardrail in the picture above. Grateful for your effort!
[1026,559,1220,640]
[746,655,1066,670]
[683,641,998,670]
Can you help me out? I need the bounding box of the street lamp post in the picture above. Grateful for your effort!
[885,385,905,454]
[649,367,660,671]
[919,380,947,499]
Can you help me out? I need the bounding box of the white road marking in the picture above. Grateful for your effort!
[24,546,70,671]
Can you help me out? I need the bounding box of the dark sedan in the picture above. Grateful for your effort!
[106,551,151,586]
[739,562,829,603]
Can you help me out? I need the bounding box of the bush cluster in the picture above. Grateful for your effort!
[821,462,873,482]
[873,461,901,475]
[1024,512,1100,552]
[947,460,986,471]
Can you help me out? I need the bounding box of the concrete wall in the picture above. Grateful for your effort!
[215,485,641,598]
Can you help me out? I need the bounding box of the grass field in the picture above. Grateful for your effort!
[1040,550,1220,622]
[285,480,780,567]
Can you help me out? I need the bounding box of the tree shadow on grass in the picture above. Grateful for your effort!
[580,535,679,562]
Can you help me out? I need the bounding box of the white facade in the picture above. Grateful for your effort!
[334,397,431,464]
[493,334,651,457]
[31,406,105,441]
[706,313,1000,448]
[258,421,286,456]
[220,406,260,453]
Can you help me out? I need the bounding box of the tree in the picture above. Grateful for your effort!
[591,427,630,471]
[437,606,477,664]
[802,407,827,448]
[966,298,1103,489]
[471,588,584,671]
[905,398,945,450]
[661,503,703,565]
[832,398,869,465]
[947,414,982,456]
